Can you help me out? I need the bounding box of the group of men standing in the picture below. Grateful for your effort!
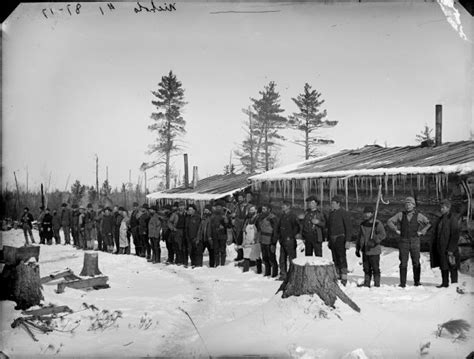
[19,192,461,289]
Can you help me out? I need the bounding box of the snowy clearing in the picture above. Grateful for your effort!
[1,229,473,358]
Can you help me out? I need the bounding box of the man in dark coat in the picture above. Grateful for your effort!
[274,200,300,281]
[327,196,352,286]
[38,206,46,244]
[168,201,186,264]
[160,204,174,264]
[148,205,162,263]
[196,205,213,267]
[301,196,326,257]
[138,203,151,259]
[42,208,54,245]
[129,202,140,256]
[430,199,460,288]
[60,203,72,245]
[185,204,201,267]
[101,207,115,252]
[387,196,431,287]
[356,206,386,287]
[52,210,61,244]
[71,204,80,247]
[210,200,229,267]
[257,204,278,277]
[21,207,35,245]
[95,206,104,251]
[233,193,248,262]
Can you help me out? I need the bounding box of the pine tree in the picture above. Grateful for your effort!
[416,125,434,143]
[70,180,86,205]
[290,83,337,160]
[249,81,287,171]
[147,71,187,189]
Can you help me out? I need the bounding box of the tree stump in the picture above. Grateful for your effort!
[80,252,102,277]
[278,256,360,312]
[12,259,44,310]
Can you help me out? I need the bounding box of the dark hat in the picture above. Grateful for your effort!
[118,206,126,211]
[104,206,111,212]
[188,204,197,211]
[215,199,225,207]
[261,203,272,210]
[440,199,451,208]
[149,205,157,211]
[72,204,78,209]
[61,203,68,207]
[172,201,179,208]
[142,203,149,209]
[204,204,212,212]
[163,204,172,211]
[132,202,139,207]
[24,207,29,211]
[331,195,343,204]
[305,195,319,203]
[363,206,374,213]
[87,203,93,209]
[39,206,45,210]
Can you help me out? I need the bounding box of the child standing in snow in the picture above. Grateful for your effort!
[356,206,386,287]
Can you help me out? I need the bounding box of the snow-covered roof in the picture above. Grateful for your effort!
[146,173,253,201]
[250,141,474,182]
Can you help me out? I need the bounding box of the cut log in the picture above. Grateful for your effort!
[4,245,40,266]
[40,268,75,284]
[278,256,360,313]
[22,305,72,316]
[57,276,109,294]
[79,252,102,277]
[12,260,44,310]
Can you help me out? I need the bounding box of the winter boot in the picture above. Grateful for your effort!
[449,267,458,284]
[437,270,449,288]
[373,274,381,287]
[413,265,421,286]
[271,264,278,278]
[264,264,271,277]
[256,259,263,274]
[399,268,407,288]
[242,259,250,272]
[234,248,244,261]
[358,274,371,287]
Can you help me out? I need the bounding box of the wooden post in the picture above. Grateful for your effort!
[80,252,102,277]
[184,154,189,188]
[277,257,360,312]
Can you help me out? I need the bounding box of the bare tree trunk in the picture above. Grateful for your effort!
[165,151,170,189]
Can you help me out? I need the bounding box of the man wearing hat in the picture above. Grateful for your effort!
[148,205,162,262]
[195,204,214,267]
[113,205,124,254]
[52,209,62,245]
[327,195,352,286]
[101,207,115,252]
[387,196,431,287]
[302,196,326,257]
[274,200,300,281]
[138,203,151,258]
[21,207,35,245]
[185,204,201,267]
[161,204,174,264]
[71,204,80,247]
[42,208,54,245]
[129,202,140,256]
[430,199,460,288]
[257,203,278,277]
[60,203,72,245]
[210,199,230,267]
[356,206,386,287]
[168,201,187,264]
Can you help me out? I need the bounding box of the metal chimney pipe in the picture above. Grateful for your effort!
[184,154,189,188]
[435,104,442,146]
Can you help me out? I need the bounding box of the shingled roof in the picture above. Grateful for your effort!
[147,173,253,201]
[250,141,474,182]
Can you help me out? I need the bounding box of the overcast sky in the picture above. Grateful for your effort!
[2,1,472,192]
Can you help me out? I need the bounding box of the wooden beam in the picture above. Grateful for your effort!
[57,276,109,294]
[40,268,75,284]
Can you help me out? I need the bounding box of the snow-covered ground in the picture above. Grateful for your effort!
[1,229,473,358]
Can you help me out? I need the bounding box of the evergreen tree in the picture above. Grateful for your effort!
[416,125,434,143]
[289,83,337,160]
[249,81,287,171]
[70,180,86,205]
[147,71,187,189]
[234,108,261,173]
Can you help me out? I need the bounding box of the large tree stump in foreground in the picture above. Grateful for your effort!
[12,260,44,310]
[80,252,102,277]
[278,257,360,312]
